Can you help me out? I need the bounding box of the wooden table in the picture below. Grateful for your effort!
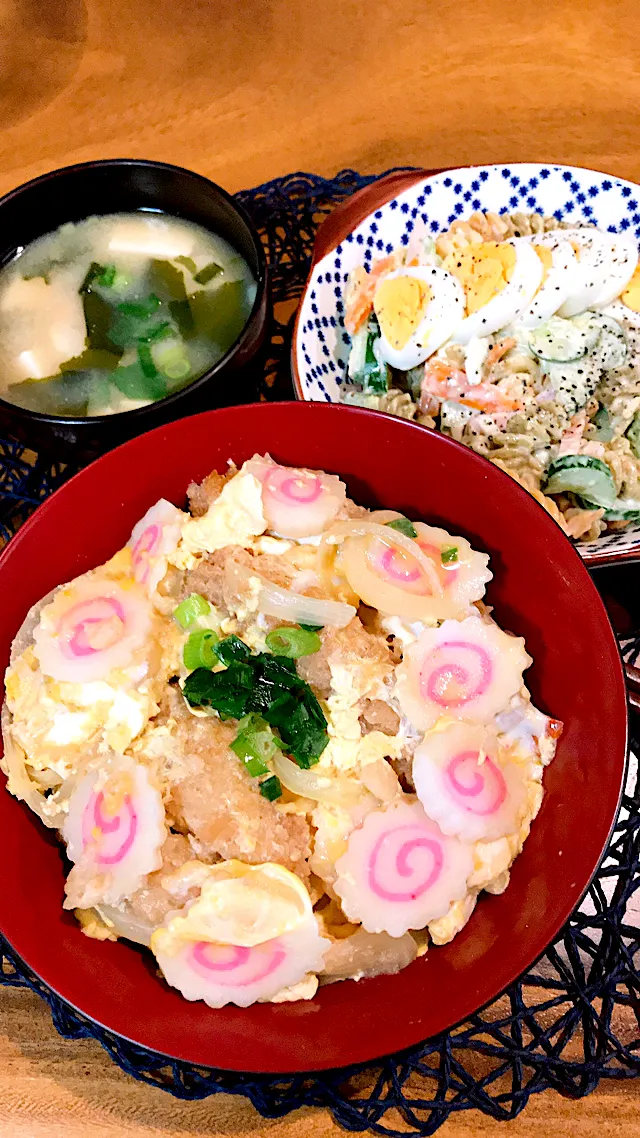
[1,0,639,1133]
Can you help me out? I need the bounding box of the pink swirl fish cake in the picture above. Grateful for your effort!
[245,455,346,538]
[333,800,473,937]
[33,575,153,683]
[128,499,185,596]
[413,723,528,842]
[395,615,531,731]
[63,755,166,909]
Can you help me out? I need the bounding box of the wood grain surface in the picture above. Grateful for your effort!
[1,0,639,1134]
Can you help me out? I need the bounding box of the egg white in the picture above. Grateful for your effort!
[453,239,543,345]
[542,228,638,317]
[375,266,465,371]
[518,239,578,327]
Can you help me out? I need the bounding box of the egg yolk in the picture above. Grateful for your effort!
[444,242,516,316]
[621,265,640,313]
[373,276,432,350]
[532,245,553,284]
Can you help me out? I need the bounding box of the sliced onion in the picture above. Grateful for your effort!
[324,521,443,597]
[272,751,367,806]
[228,559,356,628]
[258,578,356,628]
[95,903,154,947]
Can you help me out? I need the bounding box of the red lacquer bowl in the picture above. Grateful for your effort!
[0,402,627,1073]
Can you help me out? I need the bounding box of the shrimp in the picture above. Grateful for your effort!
[344,254,400,335]
[421,360,521,414]
[557,411,587,456]
[484,337,517,375]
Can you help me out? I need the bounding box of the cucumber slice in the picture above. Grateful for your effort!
[603,497,640,521]
[626,413,640,459]
[591,404,614,442]
[543,359,600,415]
[528,316,596,363]
[346,314,389,394]
[544,454,617,507]
[584,313,628,370]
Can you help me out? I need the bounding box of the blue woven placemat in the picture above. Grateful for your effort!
[1,169,639,1135]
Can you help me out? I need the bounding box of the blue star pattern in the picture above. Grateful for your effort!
[295,163,640,556]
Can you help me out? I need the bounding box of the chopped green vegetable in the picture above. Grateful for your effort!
[80,262,108,294]
[544,454,617,508]
[6,374,92,417]
[59,348,121,373]
[214,635,252,666]
[150,259,188,302]
[265,626,321,658]
[194,261,223,285]
[259,775,282,801]
[385,517,417,539]
[118,296,161,319]
[154,341,191,380]
[112,360,166,401]
[183,629,219,670]
[263,689,327,768]
[441,546,459,565]
[175,256,197,274]
[143,321,173,343]
[591,404,614,442]
[189,281,250,352]
[137,342,158,379]
[231,713,281,776]
[168,298,196,339]
[183,645,329,766]
[82,289,120,353]
[183,662,255,720]
[362,314,390,394]
[299,623,323,633]
[173,593,211,628]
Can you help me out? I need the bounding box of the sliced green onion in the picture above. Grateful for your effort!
[137,342,158,378]
[143,321,172,343]
[112,361,166,401]
[265,626,321,658]
[118,296,161,319]
[154,341,191,380]
[194,261,223,285]
[173,593,211,629]
[259,774,282,801]
[299,622,323,633]
[175,255,197,274]
[441,546,459,565]
[183,628,219,670]
[231,713,281,776]
[214,635,252,666]
[385,517,417,539]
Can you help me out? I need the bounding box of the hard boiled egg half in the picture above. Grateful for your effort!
[444,239,543,344]
[536,229,639,317]
[373,266,465,370]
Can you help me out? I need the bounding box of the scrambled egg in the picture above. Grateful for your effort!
[319,658,404,775]
[150,860,312,956]
[175,472,266,565]
[5,614,182,781]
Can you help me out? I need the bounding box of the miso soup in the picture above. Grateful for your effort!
[0,212,257,417]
